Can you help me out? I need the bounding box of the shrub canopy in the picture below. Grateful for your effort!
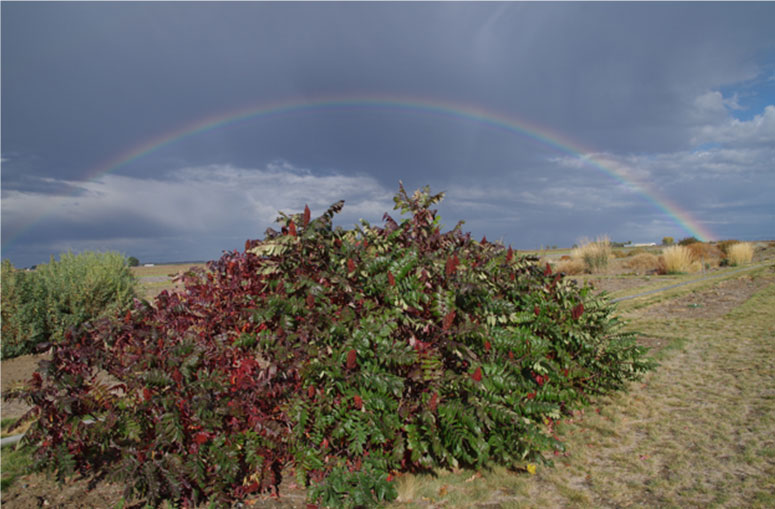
[10,185,653,507]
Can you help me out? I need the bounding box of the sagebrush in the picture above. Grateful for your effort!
[9,185,653,507]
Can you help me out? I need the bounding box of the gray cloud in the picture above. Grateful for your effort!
[2,2,774,266]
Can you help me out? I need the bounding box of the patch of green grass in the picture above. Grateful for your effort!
[1,444,33,491]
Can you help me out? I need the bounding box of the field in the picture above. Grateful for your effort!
[2,249,774,508]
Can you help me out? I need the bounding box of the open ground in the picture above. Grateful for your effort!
[2,245,774,508]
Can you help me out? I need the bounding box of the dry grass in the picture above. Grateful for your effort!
[660,245,697,274]
[727,242,754,266]
[571,237,612,273]
[555,258,587,275]
[130,262,207,278]
[623,253,660,274]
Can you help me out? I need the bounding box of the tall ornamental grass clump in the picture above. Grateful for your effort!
[0,252,136,358]
[10,185,653,508]
[727,242,754,266]
[660,245,695,274]
[570,237,612,273]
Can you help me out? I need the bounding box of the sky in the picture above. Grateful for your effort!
[2,2,774,267]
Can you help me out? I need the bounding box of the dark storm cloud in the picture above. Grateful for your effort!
[2,2,774,266]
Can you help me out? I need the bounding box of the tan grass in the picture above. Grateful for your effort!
[623,253,660,274]
[555,258,587,275]
[571,236,612,273]
[727,242,754,265]
[661,245,696,274]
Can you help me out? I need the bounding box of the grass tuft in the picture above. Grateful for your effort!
[727,242,754,266]
[555,258,587,275]
[661,245,695,274]
[623,253,660,274]
[571,236,612,273]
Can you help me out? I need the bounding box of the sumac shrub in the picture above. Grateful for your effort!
[9,185,653,507]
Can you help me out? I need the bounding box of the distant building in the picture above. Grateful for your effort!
[143,263,155,267]
[632,243,657,247]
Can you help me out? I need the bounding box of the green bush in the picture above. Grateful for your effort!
[677,236,699,246]
[0,252,136,359]
[11,186,653,507]
[1,260,49,359]
[127,256,140,267]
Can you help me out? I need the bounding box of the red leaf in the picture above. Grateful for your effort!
[481,235,488,244]
[544,263,552,276]
[510,272,515,281]
[572,303,584,320]
[506,246,513,262]
[445,254,459,276]
[172,369,182,384]
[387,271,395,286]
[353,395,363,409]
[303,204,311,227]
[346,349,357,370]
[472,367,482,382]
[308,386,315,399]
[194,432,209,445]
[429,392,439,412]
[484,340,491,352]
[534,305,541,316]
[288,220,297,237]
[143,387,152,402]
[306,293,315,308]
[508,351,514,360]
[527,392,536,400]
[347,259,356,273]
[442,310,456,331]
[321,438,329,449]
[124,310,132,324]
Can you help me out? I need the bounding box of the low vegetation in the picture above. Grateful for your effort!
[0,252,137,359]
[570,237,612,273]
[660,245,696,274]
[727,242,754,266]
[623,252,660,274]
[8,185,652,507]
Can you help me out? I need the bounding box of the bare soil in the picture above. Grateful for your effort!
[1,353,48,421]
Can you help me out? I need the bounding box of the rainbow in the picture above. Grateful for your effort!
[10,95,716,243]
